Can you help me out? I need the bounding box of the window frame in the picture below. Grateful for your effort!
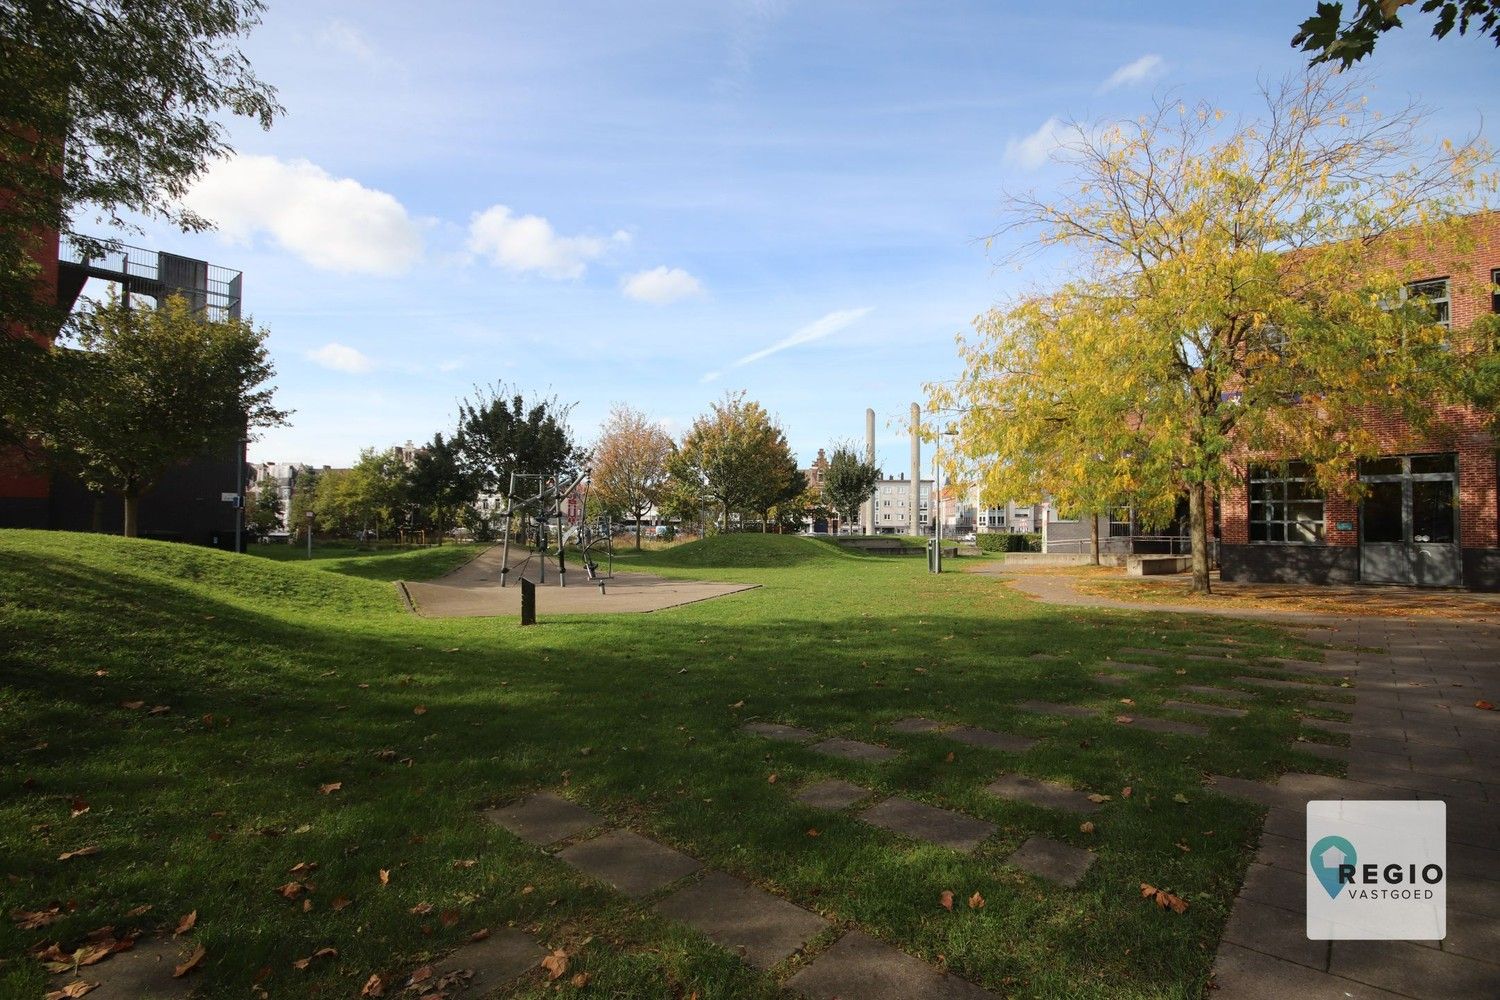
[1404,277,1451,329]
[1247,460,1326,546]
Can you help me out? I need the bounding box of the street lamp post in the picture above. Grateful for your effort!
[306,511,314,560]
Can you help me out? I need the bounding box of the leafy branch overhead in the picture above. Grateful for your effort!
[1293,0,1500,67]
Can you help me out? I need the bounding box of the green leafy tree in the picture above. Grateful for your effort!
[2,0,279,495]
[1,0,279,364]
[44,292,286,537]
[248,481,282,534]
[655,475,706,538]
[669,392,793,532]
[820,444,880,530]
[408,432,474,544]
[1293,1,1500,67]
[287,465,319,538]
[345,448,410,545]
[590,403,676,550]
[938,72,1491,593]
[456,385,585,498]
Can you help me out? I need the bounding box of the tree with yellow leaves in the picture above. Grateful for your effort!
[935,71,1493,592]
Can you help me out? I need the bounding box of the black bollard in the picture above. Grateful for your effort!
[520,578,536,626]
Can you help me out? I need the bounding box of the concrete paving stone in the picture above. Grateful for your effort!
[1005,836,1096,887]
[1092,673,1131,687]
[742,721,816,743]
[431,926,546,992]
[1447,842,1500,884]
[786,929,998,1000]
[793,778,873,810]
[1347,761,1488,799]
[51,938,194,1000]
[1254,830,1306,874]
[1164,698,1249,719]
[1121,715,1209,736]
[1103,661,1164,674]
[1449,876,1500,920]
[1182,685,1257,702]
[889,717,945,734]
[655,871,827,971]
[811,737,899,763]
[859,796,997,852]
[1263,807,1306,843]
[557,830,702,898]
[945,726,1036,753]
[1234,675,1329,692]
[984,774,1101,814]
[484,792,600,846]
[1306,700,1354,714]
[1302,717,1354,736]
[1330,939,1500,1000]
[1016,700,1095,718]
[1222,896,1330,970]
[1238,861,1305,911]
[1440,909,1500,962]
[1211,943,1408,1000]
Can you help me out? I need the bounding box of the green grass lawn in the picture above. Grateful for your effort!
[0,529,1337,998]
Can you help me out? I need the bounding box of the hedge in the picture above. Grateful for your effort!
[974,532,1042,553]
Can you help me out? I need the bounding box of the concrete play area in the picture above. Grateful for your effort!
[397,544,757,619]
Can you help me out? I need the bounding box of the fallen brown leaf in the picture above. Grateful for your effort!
[943,751,955,763]
[57,845,100,862]
[469,928,491,942]
[1476,700,1495,711]
[11,905,64,929]
[939,890,954,911]
[540,948,569,980]
[452,859,477,870]
[379,869,390,886]
[361,973,387,997]
[805,828,820,838]
[968,891,985,910]
[1079,821,1095,834]
[173,943,206,977]
[1121,786,1133,798]
[439,909,460,927]
[147,706,170,716]
[1086,793,1111,803]
[767,773,777,784]
[412,705,428,716]
[410,902,433,916]
[331,895,351,911]
[70,799,89,818]
[318,782,341,795]
[276,882,306,899]
[120,701,144,711]
[174,910,197,936]
[1114,715,1134,724]
[571,971,592,988]
[44,983,97,1000]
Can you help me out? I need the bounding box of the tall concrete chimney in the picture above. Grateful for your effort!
[909,403,921,535]
[863,408,876,534]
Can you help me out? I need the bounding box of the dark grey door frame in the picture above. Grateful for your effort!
[1358,454,1462,587]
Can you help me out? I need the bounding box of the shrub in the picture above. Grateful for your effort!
[975,532,1041,553]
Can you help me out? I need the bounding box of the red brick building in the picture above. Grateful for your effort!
[1219,212,1499,590]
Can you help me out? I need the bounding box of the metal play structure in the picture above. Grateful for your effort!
[497,470,614,590]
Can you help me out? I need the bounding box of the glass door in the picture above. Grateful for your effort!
[1359,455,1461,587]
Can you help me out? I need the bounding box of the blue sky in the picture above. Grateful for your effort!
[105,1,1499,472]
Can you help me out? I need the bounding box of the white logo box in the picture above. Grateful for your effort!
[1306,800,1445,940]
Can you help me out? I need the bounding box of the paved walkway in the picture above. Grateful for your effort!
[399,544,757,618]
[986,567,1500,998]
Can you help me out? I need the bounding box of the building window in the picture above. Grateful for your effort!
[1491,267,1499,314]
[1405,278,1450,329]
[1248,461,1325,544]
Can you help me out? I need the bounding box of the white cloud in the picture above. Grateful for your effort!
[308,342,375,374]
[466,205,627,279]
[185,155,423,275]
[707,307,872,381]
[1004,117,1070,170]
[1099,54,1166,92]
[319,20,377,63]
[621,266,705,304]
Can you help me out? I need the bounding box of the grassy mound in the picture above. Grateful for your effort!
[629,533,857,569]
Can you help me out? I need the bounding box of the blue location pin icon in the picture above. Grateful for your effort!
[1309,835,1356,899]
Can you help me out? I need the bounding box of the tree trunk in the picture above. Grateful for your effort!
[91,495,104,533]
[1189,483,1211,594]
[1089,514,1100,566]
[635,515,642,551]
[721,503,729,533]
[122,494,138,538]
